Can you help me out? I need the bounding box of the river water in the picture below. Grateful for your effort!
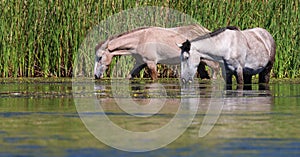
[0,78,299,157]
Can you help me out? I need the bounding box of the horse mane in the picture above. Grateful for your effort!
[108,26,151,40]
[191,26,240,42]
[95,27,151,52]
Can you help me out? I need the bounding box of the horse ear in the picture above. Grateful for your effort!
[176,43,183,48]
[181,40,191,52]
[185,39,191,46]
[95,40,109,54]
[103,40,109,48]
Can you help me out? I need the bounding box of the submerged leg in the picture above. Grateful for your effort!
[259,61,272,84]
[236,66,244,84]
[259,61,273,90]
[226,72,233,84]
[128,63,147,79]
[211,65,220,79]
[221,63,227,82]
[222,60,233,90]
[202,59,220,79]
[221,62,233,90]
[236,66,244,90]
[197,62,210,79]
[225,73,233,90]
[243,74,252,90]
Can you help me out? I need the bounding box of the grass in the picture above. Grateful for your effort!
[0,0,299,78]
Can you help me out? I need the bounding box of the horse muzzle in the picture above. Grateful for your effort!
[94,73,103,79]
[181,77,193,84]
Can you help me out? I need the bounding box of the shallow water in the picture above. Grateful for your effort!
[0,78,299,157]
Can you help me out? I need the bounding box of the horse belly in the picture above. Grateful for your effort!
[244,52,269,75]
[243,67,264,75]
[159,57,180,65]
[244,60,268,75]
[156,46,181,65]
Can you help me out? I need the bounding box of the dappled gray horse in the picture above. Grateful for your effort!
[179,26,275,89]
[94,25,220,80]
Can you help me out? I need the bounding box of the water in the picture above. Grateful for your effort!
[0,78,299,157]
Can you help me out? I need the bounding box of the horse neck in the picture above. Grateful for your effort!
[192,39,220,55]
[108,30,145,52]
[191,35,228,60]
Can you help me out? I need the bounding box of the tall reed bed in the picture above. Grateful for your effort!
[1,0,299,78]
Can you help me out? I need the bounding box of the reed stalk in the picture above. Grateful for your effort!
[0,0,298,78]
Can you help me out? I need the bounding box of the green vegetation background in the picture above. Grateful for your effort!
[0,0,299,78]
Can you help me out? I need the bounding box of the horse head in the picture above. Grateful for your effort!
[178,40,199,83]
[94,40,113,79]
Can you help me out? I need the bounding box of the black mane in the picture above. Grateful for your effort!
[191,26,239,42]
[180,40,191,53]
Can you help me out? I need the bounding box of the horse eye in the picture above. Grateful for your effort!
[98,57,102,62]
[183,52,190,60]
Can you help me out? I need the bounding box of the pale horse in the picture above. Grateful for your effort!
[94,25,220,80]
[179,26,276,90]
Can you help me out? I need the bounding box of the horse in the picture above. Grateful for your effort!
[94,24,220,80]
[178,26,276,90]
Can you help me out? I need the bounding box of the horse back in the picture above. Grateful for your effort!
[242,28,276,60]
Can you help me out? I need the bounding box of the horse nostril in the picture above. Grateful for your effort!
[95,75,99,79]
[188,77,193,83]
[181,78,186,84]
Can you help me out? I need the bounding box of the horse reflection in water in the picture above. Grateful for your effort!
[179,26,276,90]
[93,80,200,134]
[94,25,220,80]
[94,80,273,137]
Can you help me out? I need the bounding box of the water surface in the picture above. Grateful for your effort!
[0,78,299,156]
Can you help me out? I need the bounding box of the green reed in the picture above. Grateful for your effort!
[0,0,299,78]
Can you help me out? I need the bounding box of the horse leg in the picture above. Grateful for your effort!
[225,73,233,90]
[220,63,226,82]
[201,59,220,79]
[222,60,234,90]
[225,67,233,90]
[220,62,232,90]
[243,74,252,90]
[259,61,272,84]
[211,63,220,79]
[147,62,158,80]
[236,66,244,90]
[128,63,147,79]
[259,61,273,90]
[197,61,210,79]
